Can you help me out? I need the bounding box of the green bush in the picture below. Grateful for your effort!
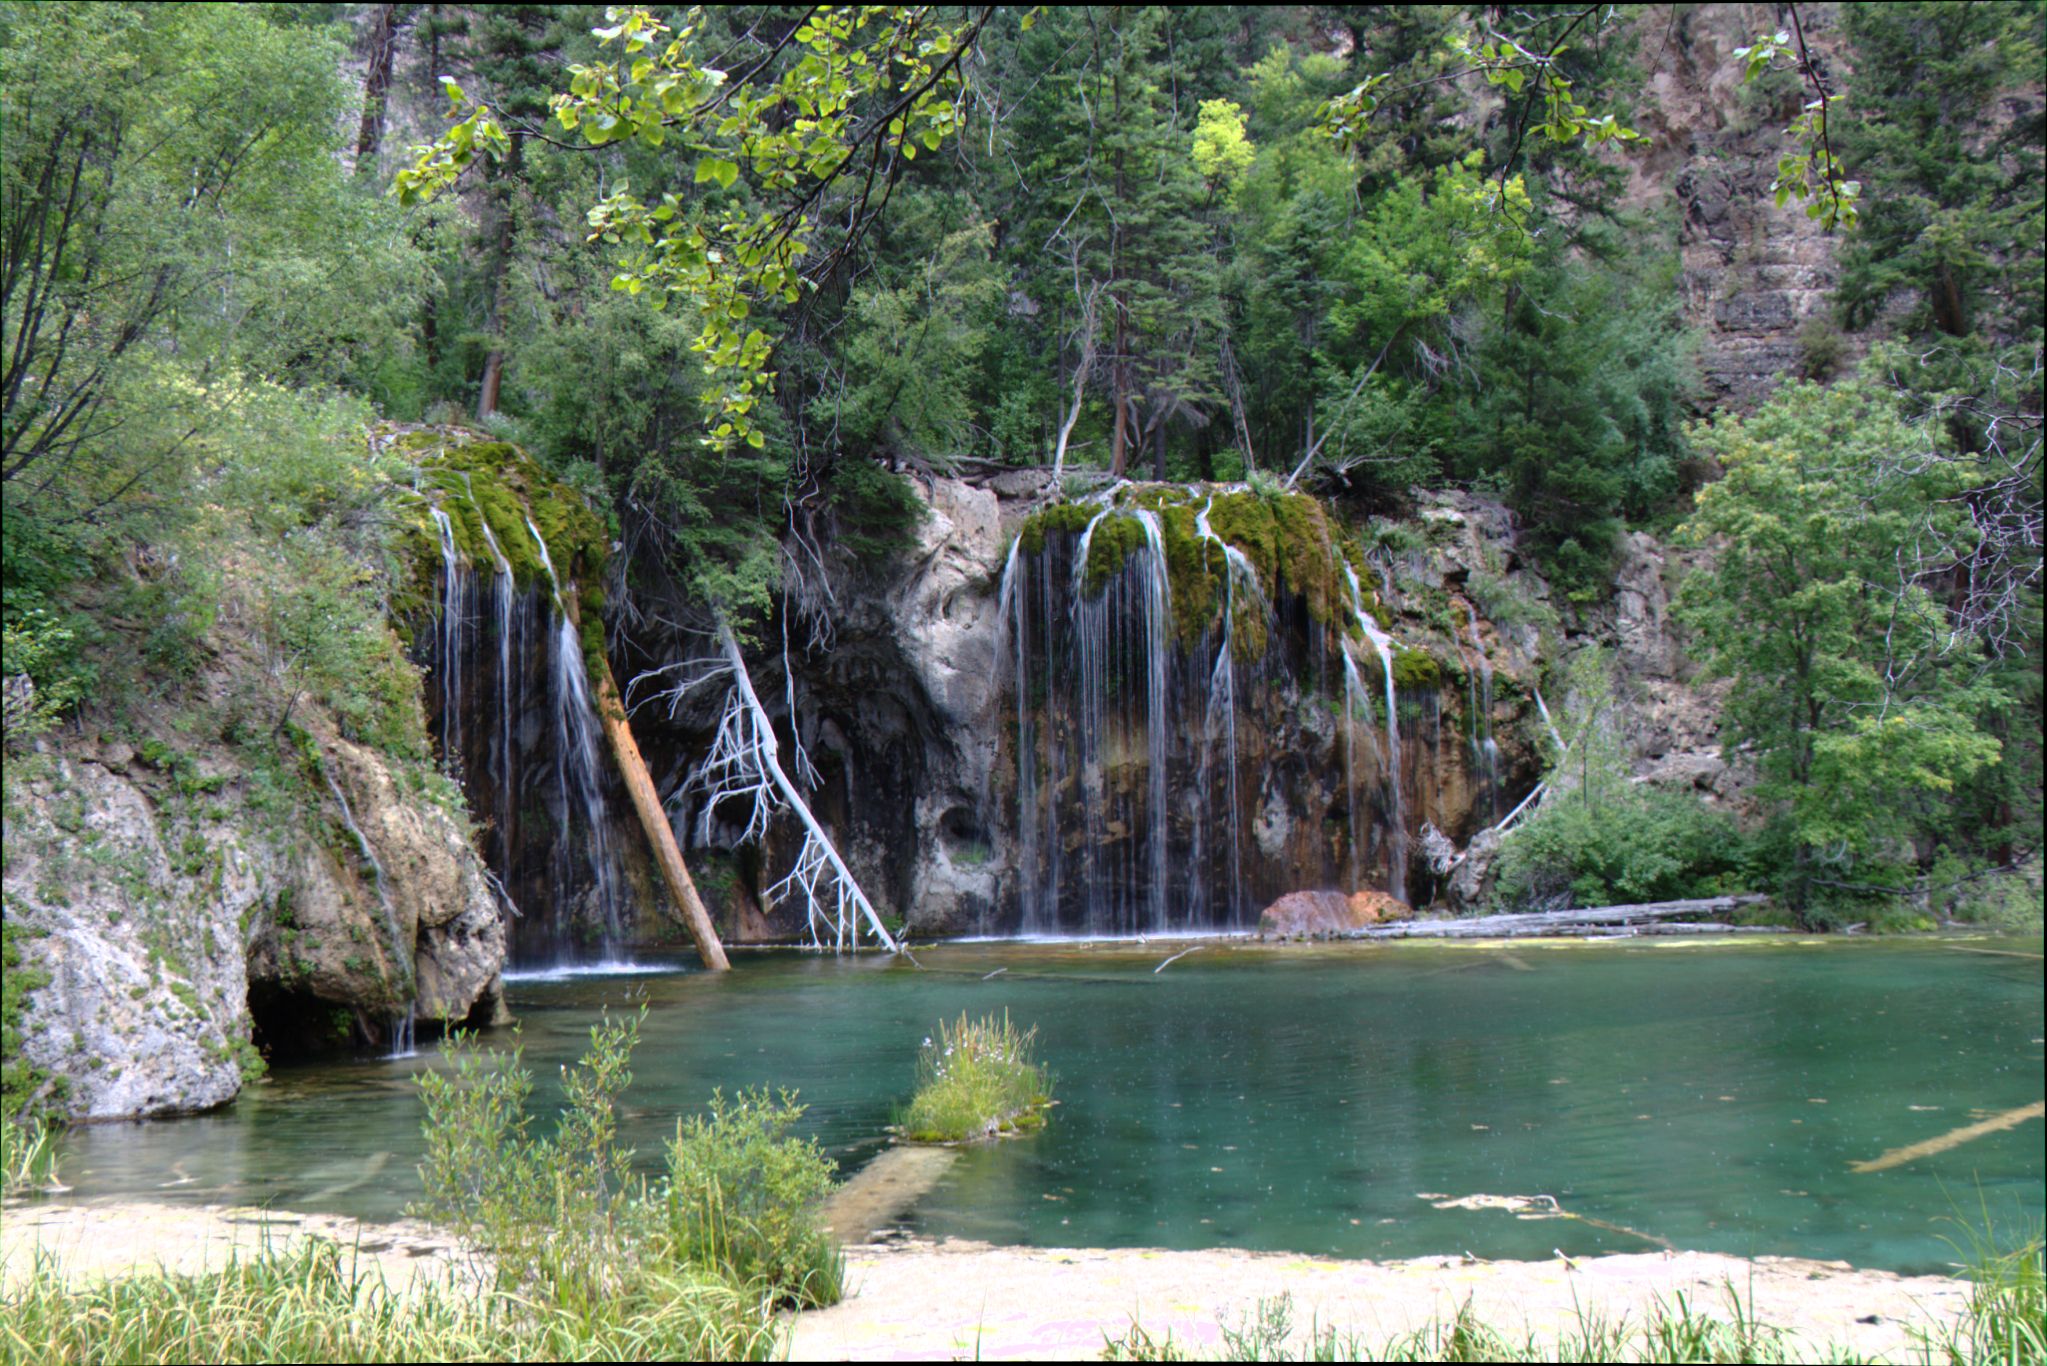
[413,1014,642,1310]
[1492,784,1751,911]
[900,1011,1053,1143]
[414,1009,842,1325]
[657,1089,841,1307]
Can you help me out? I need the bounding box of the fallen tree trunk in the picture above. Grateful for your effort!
[582,617,731,971]
[1340,895,1771,941]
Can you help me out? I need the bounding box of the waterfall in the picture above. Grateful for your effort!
[1192,499,1266,926]
[1129,508,1172,933]
[385,1005,417,1060]
[1346,565,1408,905]
[1466,617,1501,823]
[998,536,1042,930]
[414,484,636,967]
[428,507,464,767]
[526,517,629,960]
[463,476,519,869]
[319,764,412,1008]
[1000,487,1463,933]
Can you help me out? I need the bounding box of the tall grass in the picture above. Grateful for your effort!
[1,1111,59,1195]
[900,1010,1053,1142]
[1103,1250,2041,1365]
[0,1241,776,1365]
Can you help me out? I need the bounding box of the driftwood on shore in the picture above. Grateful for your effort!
[1343,895,1774,941]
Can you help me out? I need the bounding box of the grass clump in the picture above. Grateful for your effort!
[1,1111,59,1196]
[0,1240,773,1365]
[900,1011,1053,1143]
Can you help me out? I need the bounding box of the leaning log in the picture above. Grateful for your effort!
[1341,895,1771,941]
[579,613,731,971]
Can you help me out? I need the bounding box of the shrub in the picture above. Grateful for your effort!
[413,1012,644,1310]
[657,1089,841,1307]
[900,1011,1053,1143]
[1492,783,1751,911]
[414,1008,842,1325]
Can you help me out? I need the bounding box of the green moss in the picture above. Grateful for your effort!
[1391,645,1441,691]
[1270,493,1342,626]
[1015,501,1098,556]
[1081,513,1147,594]
[1204,492,1277,587]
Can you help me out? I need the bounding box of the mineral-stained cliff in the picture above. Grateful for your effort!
[627,473,1722,942]
[2,441,518,1121]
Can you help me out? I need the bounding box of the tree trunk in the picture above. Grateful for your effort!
[1340,895,1772,940]
[578,612,731,971]
[354,3,401,170]
[475,130,524,422]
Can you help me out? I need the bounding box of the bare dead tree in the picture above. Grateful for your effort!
[629,619,902,952]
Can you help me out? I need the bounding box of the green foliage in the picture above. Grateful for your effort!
[657,1089,841,1307]
[1678,379,2007,914]
[900,1011,1053,1143]
[414,1008,841,1324]
[1834,4,2044,343]
[0,1109,59,1196]
[0,1238,777,1365]
[413,1016,639,1308]
[404,5,983,454]
[1494,784,1751,913]
[1,918,52,1120]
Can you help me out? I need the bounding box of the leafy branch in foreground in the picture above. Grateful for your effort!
[1734,8,1861,232]
[398,5,991,452]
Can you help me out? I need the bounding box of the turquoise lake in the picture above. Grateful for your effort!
[43,937,2045,1275]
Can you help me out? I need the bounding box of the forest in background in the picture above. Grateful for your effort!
[2,2,2041,937]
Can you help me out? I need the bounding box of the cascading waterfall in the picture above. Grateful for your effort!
[415,484,636,966]
[1466,617,1501,824]
[464,475,520,869]
[1345,565,1408,906]
[526,517,629,959]
[1002,486,1453,934]
[1191,499,1267,926]
[428,507,464,764]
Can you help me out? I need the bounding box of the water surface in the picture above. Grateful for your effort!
[45,938,2044,1274]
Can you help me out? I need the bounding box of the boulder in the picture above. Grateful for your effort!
[1259,889,1412,937]
[1349,889,1414,924]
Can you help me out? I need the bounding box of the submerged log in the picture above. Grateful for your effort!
[1344,895,1771,941]
[587,634,731,972]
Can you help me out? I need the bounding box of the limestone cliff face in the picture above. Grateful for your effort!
[4,622,505,1124]
[1624,2,1858,408]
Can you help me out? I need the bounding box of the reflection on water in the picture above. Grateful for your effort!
[47,938,2044,1274]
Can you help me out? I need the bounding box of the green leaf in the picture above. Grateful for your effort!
[695,157,740,188]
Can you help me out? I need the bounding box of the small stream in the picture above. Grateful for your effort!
[42,938,2043,1275]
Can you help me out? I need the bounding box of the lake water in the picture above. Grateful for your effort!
[43,938,2045,1274]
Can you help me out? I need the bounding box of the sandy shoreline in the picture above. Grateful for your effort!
[1,1199,1972,1361]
